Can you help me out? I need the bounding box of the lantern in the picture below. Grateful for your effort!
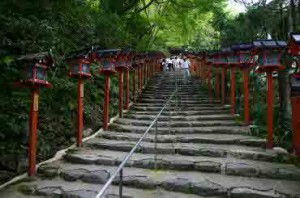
[231,43,254,68]
[253,40,286,73]
[97,49,120,75]
[291,74,300,97]
[69,58,91,79]
[227,50,240,66]
[288,34,300,156]
[16,52,53,176]
[287,33,300,56]
[115,51,129,71]
[18,52,52,88]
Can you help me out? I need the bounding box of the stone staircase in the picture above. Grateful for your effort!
[1,71,300,198]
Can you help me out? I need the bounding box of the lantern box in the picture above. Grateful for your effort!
[68,58,91,79]
[96,49,120,76]
[287,33,300,56]
[125,51,135,70]
[291,74,300,97]
[115,51,129,71]
[67,48,93,79]
[231,43,254,69]
[227,51,240,66]
[213,50,228,67]
[253,40,286,73]
[205,51,215,65]
[18,52,52,88]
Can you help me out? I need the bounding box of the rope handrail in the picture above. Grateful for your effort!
[95,87,177,198]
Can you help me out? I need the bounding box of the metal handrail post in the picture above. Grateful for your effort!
[154,120,158,169]
[95,90,177,198]
[119,168,123,198]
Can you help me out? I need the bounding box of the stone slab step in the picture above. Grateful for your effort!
[137,98,219,103]
[133,103,226,108]
[128,110,231,116]
[131,106,229,112]
[114,118,242,127]
[123,114,234,121]
[99,132,265,147]
[7,177,204,198]
[63,149,300,181]
[108,124,249,135]
[84,139,290,163]
[36,162,300,197]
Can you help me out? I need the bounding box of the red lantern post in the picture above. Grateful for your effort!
[212,51,227,102]
[227,49,240,116]
[287,33,300,156]
[124,52,133,110]
[115,52,129,118]
[254,40,287,149]
[17,52,52,176]
[68,50,92,146]
[232,43,255,125]
[96,49,119,130]
[205,52,213,102]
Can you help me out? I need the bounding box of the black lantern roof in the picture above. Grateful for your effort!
[291,33,300,44]
[231,43,253,51]
[95,48,121,58]
[67,48,92,60]
[253,40,287,50]
[17,51,53,66]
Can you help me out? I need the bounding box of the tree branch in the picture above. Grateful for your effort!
[136,0,156,13]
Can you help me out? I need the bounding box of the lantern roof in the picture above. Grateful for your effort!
[17,51,53,66]
[67,48,93,60]
[253,40,287,50]
[290,33,300,44]
[95,48,121,58]
[231,43,253,51]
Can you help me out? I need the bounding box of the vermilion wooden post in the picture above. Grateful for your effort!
[139,66,143,92]
[28,88,39,176]
[215,67,220,101]
[77,79,84,146]
[124,70,129,110]
[208,66,212,103]
[118,71,123,118]
[292,96,300,155]
[267,72,273,148]
[148,63,150,79]
[103,76,110,130]
[243,70,250,125]
[230,68,235,116]
[144,64,147,84]
[133,69,137,102]
[221,67,226,104]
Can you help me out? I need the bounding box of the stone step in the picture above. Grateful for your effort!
[133,103,226,108]
[108,124,249,135]
[123,114,234,121]
[84,139,290,163]
[136,99,221,104]
[10,177,203,198]
[114,118,242,127]
[99,132,265,147]
[63,149,300,181]
[131,106,230,112]
[37,162,300,197]
[128,110,231,116]
[139,95,209,100]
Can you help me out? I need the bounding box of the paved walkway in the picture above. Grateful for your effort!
[1,71,300,198]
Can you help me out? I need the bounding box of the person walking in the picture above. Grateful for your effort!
[166,57,173,72]
[181,56,191,82]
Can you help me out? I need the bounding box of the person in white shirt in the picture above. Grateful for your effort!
[176,57,182,70]
[181,56,191,81]
[166,58,173,71]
